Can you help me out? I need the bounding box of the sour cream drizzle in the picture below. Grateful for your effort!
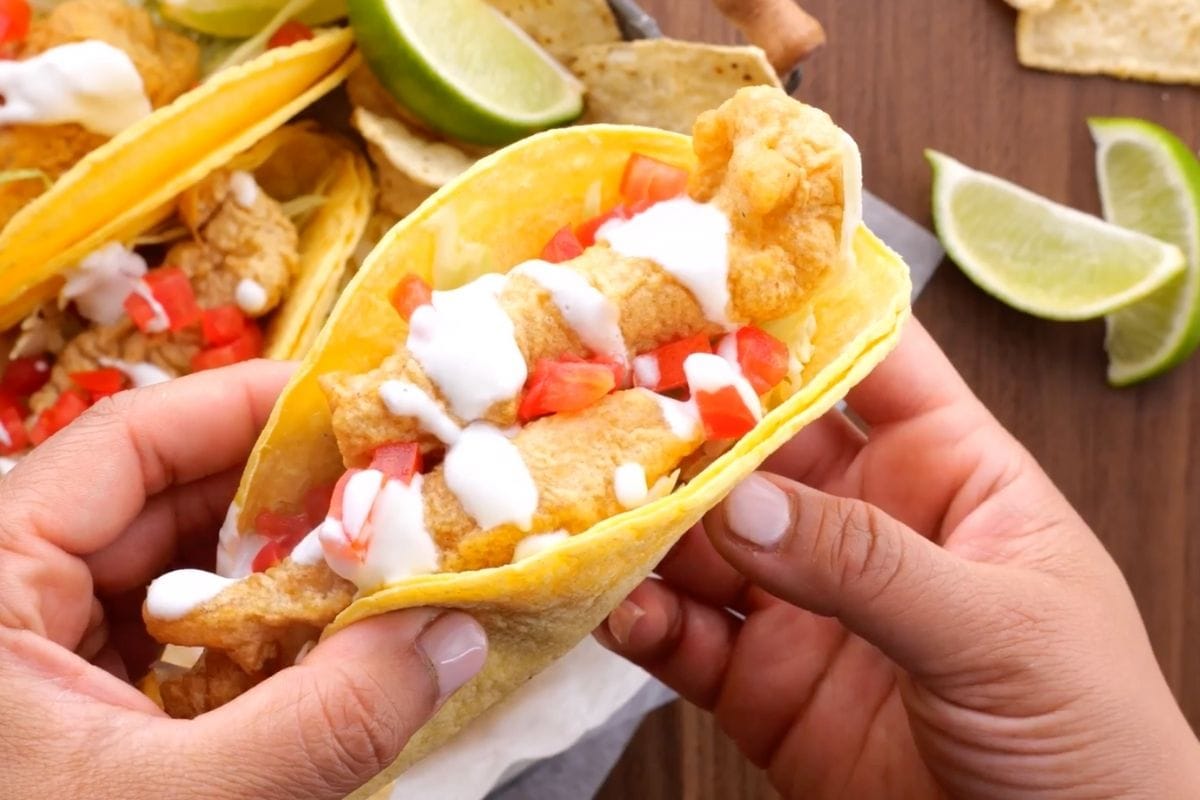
[61,243,147,325]
[379,380,462,445]
[145,569,237,621]
[643,389,701,441]
[613,463,648,509]
[216,503,265,579]
[598,198,733,328]
[511,259,626,362]
[0,41,151,136]
[444,422,538,531]
[235,278,268,315]
[408,274,527,421]
[684,353,762,421]
[0,456,19,474]
[229,171,260,209]
[99,357,171,387]
[131,280,169,333]
[512,530,569,562]
[290,527,325,566]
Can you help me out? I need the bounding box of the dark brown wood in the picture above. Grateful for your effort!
[599,1,1200,797]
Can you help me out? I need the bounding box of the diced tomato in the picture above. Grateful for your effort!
[124,267,200,333]
[2,356,50,396]
[190,322,263,371]
[370,442,423,484]
[390,274,433,322]
[620,154,689,208]
[694,386,758,440]
[252,540,288,573]
[327,468,362,521]
[519,358,617,421]
[267,20,313,48]
[255,509,311,545]
[0,0,31,45]
[28,390,89,445]
[576,204,630,248]
[0,402,27,455]
[633,334,712,392]
[304,481,337,524]
[541,225,585,263]
[200,305,247,347]
[70,368,126,400]
[732,326,790,394]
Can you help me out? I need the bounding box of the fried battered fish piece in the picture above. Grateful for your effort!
[167,170,301,313]
[0,0,200,228]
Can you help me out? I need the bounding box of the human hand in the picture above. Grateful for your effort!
[598,320,1200,799]
[0,361,487,799]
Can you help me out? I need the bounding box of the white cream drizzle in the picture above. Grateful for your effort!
[0,456,19,475]
[0,425,11,449]
[130,280,169,333]
[716,332,739,368]
[98,357,171,388]
[643,389,701,441]
[229,171,260,209]
[512,530,569,562]
[216,503,265,579]
[684,353,762,421]
[632,354,660,388]
[379,380,462,445]
[408,274,526,421]
[0,41,151,136]
[290,527,325,566]
[613,463,648,509]
[342,469,384,539]
[512,260,626,362]
[145,569,236,621]
[598,198,733,327]
[444,422,538,531]
[60,243,147,325]
[235,278,268,315]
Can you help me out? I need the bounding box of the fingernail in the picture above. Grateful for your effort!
[417,613,488,702]
[724,473,792,550]
[607,599,646,648]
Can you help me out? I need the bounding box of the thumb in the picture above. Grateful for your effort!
[705,472,990,674]
[174,609,487,799]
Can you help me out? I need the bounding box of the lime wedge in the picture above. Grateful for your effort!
[158,0,346,37]
[928,150,1184,321]
[1089,118,1200,386]
[347,0,584,146]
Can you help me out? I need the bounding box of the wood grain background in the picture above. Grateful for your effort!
[598,1,1200,797]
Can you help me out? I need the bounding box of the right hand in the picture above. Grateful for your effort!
[598,320,1200,798]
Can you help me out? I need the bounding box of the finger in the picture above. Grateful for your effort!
[166,610,486,799]
[0,360,293,558]
[596,578,740,709]
[705,471,1006,675]
[87,467,240,594]
[654,524,756,610]
[760,409,866,490]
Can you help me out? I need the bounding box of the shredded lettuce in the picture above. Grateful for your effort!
[132,224,189,246]
[211,0,320,73]
[0,169,53,189]
[280,193,326,224]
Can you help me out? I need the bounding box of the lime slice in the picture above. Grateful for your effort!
[158,0,347,37]
[1089,118,1200,386]
[347,0,584,146]
[928,150,1184,321]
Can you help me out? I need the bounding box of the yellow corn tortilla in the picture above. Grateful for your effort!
[1016,0,1200,84]
[0,29,359,326]
[222,122,910,795]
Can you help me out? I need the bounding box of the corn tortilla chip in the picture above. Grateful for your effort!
[1017,0,1200,84]
[567,39,781,133]
[486,0,622,61]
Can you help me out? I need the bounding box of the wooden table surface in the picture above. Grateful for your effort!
[598,1,1200,797]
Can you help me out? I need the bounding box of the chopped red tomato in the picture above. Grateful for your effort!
[304,481,337,524]
[620,154,689,208]
[201,305,247,347]
[541,225,585,263]
[576,204,629,248]
[2,356,50,396]
[255,509,310,545]
[28,390,89,445]
[124,267,200,333]
[267,20,313,48]
[519,358,617,421]
[0,0,31,45]
[191,322,263,371]
[0,402,28,455]
[732,326,790,394]
[694,386,758,440]
[251,540,288,573]
[390,274,433,322]
[370,442,423,484]
[70,368,126,400]
[633,334,712,392]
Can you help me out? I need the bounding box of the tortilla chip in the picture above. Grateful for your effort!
[1017,0,1200,84]
[567,39,781,133]
[486,0,622,61]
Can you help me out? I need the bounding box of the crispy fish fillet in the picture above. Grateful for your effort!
[0,0,200,228]
[167,170,301,312]
[145,389,703,675]
[322,87,847,465]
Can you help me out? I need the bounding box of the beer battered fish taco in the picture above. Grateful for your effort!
[0,123,373,468]
[141,87,910,787]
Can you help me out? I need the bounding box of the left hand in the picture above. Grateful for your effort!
[0,361,486,799]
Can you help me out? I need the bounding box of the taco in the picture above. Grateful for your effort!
[0,123,373,468]
[0,0,357,279]
[140,87,910,780]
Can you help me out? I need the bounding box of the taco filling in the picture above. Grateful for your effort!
[0,0,201,228]
[142,87,861,717]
